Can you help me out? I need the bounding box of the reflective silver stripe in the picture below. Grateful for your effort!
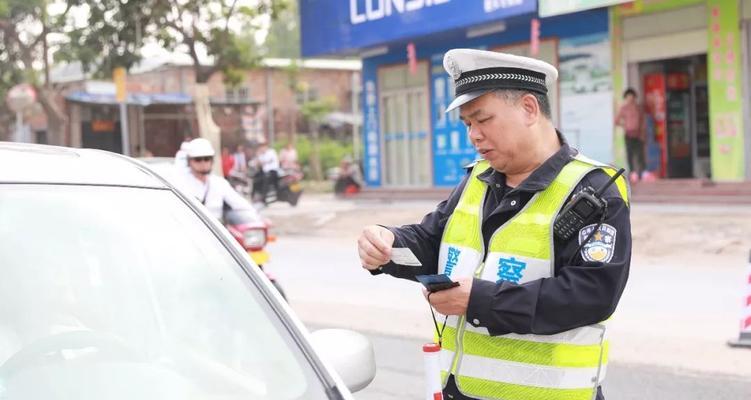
[439,348,455,372]
[462,324,607,346]
[455,72,546,88]
[437,244,482,278]
[457,353,600,390]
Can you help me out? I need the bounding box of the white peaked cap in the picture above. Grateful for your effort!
[443,48,558,112]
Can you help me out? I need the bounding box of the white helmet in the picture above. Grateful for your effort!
[186,138,215,158]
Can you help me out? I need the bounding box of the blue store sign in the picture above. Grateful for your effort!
[300,0,537,57]
[430,53,478,186]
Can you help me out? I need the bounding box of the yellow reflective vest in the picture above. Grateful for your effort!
[437,155,629,400]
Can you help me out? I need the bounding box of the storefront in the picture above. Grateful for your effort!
[302,0,619,188]
[612,0,748,181]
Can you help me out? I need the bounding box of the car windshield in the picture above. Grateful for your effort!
[0,184,328,400]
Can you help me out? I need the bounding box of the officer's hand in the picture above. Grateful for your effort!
[423,277,473,316]
[358,225,395,270]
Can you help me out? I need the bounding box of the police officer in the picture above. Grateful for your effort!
[357,49,631,400]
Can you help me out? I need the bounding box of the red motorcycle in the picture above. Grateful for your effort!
[223,208,285,299]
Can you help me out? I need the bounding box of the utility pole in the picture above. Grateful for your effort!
[114,67,130,156]
[266,67,275,144]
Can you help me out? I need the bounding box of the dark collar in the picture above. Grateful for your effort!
[477,130,576,193]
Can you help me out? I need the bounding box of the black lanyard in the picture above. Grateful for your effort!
[427,292,449,347]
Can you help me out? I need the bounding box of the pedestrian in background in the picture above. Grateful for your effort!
[252,140,281,201]
[279,141,299,170]
[357,49,631,400]
[221,146,235,179]
[232,143,247,175]
[615,88,645,183]
[174,135,192,170]
[334,155,363,196]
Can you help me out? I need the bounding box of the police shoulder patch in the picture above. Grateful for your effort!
[578,223,617,263]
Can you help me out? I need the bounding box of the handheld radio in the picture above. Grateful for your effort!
[553,168,625,241]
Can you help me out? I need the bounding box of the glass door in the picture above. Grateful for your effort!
[378,63,431,187]
[691,56,710,178]
[665,68,693,178]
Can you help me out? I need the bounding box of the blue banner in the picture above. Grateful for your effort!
[430,53,478,186]
[362,65,382,186]
[300,0,537,57]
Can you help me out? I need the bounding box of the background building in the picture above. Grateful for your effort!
[301,0,751,187]
[612,0,750,182]
[49,56,361,157]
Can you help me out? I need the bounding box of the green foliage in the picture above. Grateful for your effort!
[262,0,300,58]
[50,0,286,83]
[276,136,352,179]
[54,0,155,76]
[283,60,301,92]
[0,0,46,19]
[150,0,288,83]
[300,96,338,124]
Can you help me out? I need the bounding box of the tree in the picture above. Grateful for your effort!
[0,0,153,144]
[0,0,74,145]
[52,0,284,168]
[262,0,299,58]
[300,96,336,181]
[54,0,160,76]
[0,22,25,140]
[145,0,285,173]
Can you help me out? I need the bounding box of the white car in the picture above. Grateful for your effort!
[0,142,375,399]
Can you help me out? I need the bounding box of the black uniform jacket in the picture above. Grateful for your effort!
[375,140,631,336]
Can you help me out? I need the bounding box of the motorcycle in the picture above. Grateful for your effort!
[251,167,304,207]
[223,208,286,300]
[227,170,252,199]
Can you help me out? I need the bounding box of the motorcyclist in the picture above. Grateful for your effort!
[177,138,259,220]
[251,140,281,202]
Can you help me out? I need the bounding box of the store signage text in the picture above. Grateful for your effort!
[350,0,451,25]
[484,0,525,13]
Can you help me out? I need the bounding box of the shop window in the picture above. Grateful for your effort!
[225,86,251,102]
[295,87,319,104]
[377,63,431,187]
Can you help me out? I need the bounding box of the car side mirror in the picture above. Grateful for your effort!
[310,329,376,393]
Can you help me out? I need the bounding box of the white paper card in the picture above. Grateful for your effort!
[391,248,422,266]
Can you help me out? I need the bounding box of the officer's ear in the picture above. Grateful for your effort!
[519,93,541,126]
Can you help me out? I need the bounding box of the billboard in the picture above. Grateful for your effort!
[300,0,536,57]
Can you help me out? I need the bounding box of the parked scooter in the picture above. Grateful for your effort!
[251,166,304,207]
[223,208,285,299]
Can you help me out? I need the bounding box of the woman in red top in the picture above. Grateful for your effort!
[615,88,645,183]
[221,146,235,178]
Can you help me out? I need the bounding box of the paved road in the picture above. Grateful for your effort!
[260,197,751,398]
[348,330,751,400]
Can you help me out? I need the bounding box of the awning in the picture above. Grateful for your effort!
[324,111,363,127]
[65,91,193,106]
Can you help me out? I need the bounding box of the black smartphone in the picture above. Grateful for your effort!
[416,274,460,292]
